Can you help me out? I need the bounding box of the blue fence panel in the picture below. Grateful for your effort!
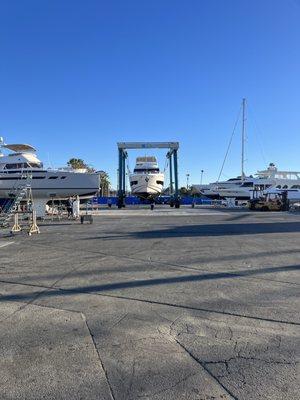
[93,196,212,206]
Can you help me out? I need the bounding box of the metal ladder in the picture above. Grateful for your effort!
[0,184,30,228]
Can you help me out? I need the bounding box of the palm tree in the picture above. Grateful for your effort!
[67,158,87,170]
[99,171,110,196]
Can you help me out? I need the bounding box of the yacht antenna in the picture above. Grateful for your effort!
[241,98,246,180]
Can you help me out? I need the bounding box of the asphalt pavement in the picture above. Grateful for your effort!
[0,206,299,399]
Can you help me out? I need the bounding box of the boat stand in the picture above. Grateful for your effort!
[11,210,40,235]
[11,213,21,233]
[28,211,40,235]
[10,186,40,235]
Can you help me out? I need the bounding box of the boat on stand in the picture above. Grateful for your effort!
[0,138,101,217]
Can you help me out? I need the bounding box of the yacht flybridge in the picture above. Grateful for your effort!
[129,156,164,199]
[0,139,100,216]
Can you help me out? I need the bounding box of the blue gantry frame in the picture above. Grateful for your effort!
[117,142,180,208]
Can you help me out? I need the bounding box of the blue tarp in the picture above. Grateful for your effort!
[93,196,212,205]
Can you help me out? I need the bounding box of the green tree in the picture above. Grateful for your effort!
[179,186,188,196]
[67,158,97,173]
[67,158,87,170]
[99,171,110,196]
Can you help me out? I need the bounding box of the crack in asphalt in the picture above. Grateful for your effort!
[135,371,200,399]
[174,338,238,400]
[204,356,296,367]
[91,292,300,327]
[82,313,116,400]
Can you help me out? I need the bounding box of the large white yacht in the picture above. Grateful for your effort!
[217,163,300,200]
[192,99,300,202]
[0,139,100,215]
[129,156,164,199]
[194,163,300,201]
[192,177,247,199]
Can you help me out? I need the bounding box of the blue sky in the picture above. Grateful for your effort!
[0,0,299,187]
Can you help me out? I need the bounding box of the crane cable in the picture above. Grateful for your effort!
[126,157,131,175]
[163,157,169,173]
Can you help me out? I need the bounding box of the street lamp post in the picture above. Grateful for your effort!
[186,173,190,190]
[200,170,204,185]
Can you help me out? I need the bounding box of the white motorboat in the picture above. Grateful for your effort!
[0,139,100,215]
[129,156,164,199]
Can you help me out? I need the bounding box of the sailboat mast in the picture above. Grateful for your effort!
[241,98,246,180]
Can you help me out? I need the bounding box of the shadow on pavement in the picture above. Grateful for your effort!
[0,264,299,303]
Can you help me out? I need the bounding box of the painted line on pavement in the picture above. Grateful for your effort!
[0,241,15,249]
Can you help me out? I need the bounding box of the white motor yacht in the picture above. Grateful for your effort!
[192,177,248,199]
[192,99,300,202]
[129,156,164,199]
[0,139,100,216]
[218,163,300,200]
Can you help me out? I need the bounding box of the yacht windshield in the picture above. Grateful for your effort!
[134,168,159,173]
[241,182,254,187]
[4,162,42,169]
[29,162,42,168]
[5,163,29,169]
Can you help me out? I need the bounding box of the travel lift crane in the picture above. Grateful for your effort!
[117,142,180,209]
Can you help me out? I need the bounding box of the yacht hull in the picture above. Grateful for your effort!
[0,170,100,199]
[217,189,251,200]
[199,190,223,200]
[129,173,164,199]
